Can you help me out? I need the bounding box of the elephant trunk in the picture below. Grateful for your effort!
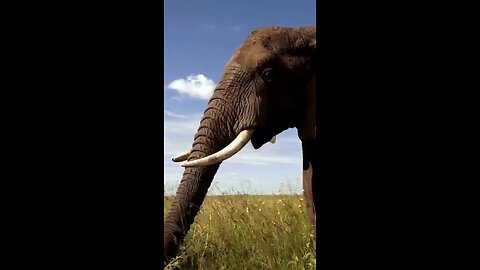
[163,164,220,262]
[164,88,237,262]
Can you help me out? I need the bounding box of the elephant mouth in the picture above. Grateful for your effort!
[251,120,291,149]
[251,130,276,149]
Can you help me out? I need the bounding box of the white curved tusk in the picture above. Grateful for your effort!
[181,129,254,167]
[171,151,191,162]
[270,136,276,144]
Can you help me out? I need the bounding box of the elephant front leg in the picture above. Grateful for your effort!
[303,160,316,233]
[301,140,317,238]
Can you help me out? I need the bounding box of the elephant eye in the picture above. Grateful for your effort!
[261,68,273,83]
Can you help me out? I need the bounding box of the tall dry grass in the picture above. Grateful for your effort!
[164,195,316,270]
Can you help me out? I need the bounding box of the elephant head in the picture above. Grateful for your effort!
[164,26,317,262]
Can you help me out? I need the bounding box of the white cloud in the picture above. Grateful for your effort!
[167,74,216,100]
[227,150,299,166]
[164,110,187,119]
[164,112,203,156]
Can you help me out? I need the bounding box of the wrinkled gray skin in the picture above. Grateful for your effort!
[164,26,317,263]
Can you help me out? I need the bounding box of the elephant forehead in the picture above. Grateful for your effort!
[225,26,315,69]
[227,43,272,69]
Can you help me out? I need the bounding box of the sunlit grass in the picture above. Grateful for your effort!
[164,195,316,270]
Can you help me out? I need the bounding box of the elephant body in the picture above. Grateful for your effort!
[164,26,317,263]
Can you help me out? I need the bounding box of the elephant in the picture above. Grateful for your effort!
[164,26,317,263]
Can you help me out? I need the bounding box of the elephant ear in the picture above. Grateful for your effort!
[308,39,316,51]
[293,34,316,74]
[294,33,316,58]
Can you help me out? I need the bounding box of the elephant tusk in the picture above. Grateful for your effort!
[181,129,254,167]
[270,136,276,144]
[171,150,191,162]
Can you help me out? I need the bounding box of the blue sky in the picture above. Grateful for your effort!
[164,0,316,195]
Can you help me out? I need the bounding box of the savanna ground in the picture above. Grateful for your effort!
[164,195,316,270]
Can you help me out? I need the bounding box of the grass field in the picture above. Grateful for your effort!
[164,195,316,270]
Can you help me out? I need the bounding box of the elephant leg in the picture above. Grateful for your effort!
[303,161,316,230]
[297,75,316,235]
[301,140,317,237]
